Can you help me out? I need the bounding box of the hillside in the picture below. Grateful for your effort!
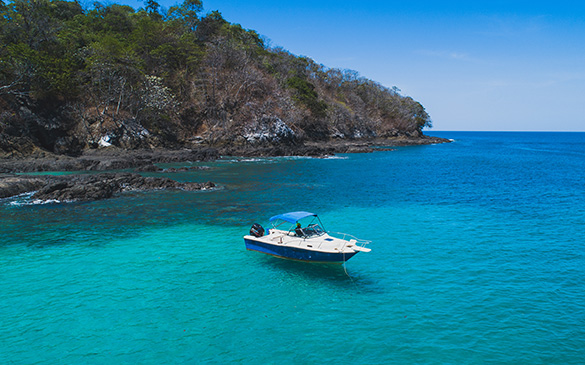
[0,0,436,157]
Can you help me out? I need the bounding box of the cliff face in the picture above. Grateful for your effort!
[0,0,433,157]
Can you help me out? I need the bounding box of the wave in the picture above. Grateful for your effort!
[320,155,348,160]
[6,191,64,206]
[219,157,275,163]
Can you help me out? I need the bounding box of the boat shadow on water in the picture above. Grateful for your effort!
[254,254,380,293]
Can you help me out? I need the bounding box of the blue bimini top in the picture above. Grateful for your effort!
[269,211,316,223]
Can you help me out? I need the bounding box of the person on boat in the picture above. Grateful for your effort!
[295,222,304,237]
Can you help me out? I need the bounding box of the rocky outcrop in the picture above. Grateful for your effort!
[0,148,219,173]
[0,134,450,174]
[0,175,47,199]
[221,134,450,156]
[242,116,297,145]
[0,173,215,203]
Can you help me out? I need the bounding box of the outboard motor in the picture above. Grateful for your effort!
[250,223,265,237]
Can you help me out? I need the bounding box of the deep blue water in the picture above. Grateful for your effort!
[1,132,584,363]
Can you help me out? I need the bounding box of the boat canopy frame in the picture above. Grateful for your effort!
[269,211,326,233]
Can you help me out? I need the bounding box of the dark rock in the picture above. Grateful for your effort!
[28,173,215,202]
[0,148,221,173]
[0,175,48,199]
[134,164,162,172]
[36,180,115,202]
[163,166,209,173]
[0,171,215,203]
[164,167,187,173]
[53,136,83,156]
[36,181,71,196]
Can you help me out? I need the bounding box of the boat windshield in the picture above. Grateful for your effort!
[302,223,324,237]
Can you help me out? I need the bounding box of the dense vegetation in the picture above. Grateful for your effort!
[0,0,432,156]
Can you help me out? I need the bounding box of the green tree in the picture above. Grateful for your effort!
[195,10,227,41]
[286,76,327,118]
[144,0,159,14]
[167,0,202,32]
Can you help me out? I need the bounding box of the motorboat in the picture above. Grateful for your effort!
[243,211,371,263]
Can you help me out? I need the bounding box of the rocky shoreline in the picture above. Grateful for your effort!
[0,135,449,203]
[0,148,220,174]
[0,135,449,173]
[0,173,215,203]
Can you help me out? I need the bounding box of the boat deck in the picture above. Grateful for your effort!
[253,229,361,254]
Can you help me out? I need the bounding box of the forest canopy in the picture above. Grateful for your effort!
[0,0,432,155]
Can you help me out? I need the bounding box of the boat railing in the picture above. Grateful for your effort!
[327,231,372,249]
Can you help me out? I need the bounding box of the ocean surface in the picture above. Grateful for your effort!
[1,131,584,364]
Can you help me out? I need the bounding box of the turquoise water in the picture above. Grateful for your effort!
[1,132,585,363]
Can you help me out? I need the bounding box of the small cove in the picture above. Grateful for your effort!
[1,132,584,363]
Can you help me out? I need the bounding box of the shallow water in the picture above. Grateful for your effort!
[1,132,584,363]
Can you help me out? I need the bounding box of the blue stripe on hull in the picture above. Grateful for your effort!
[244,238,358,263]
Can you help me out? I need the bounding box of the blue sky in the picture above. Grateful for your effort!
[113,0,585,131]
